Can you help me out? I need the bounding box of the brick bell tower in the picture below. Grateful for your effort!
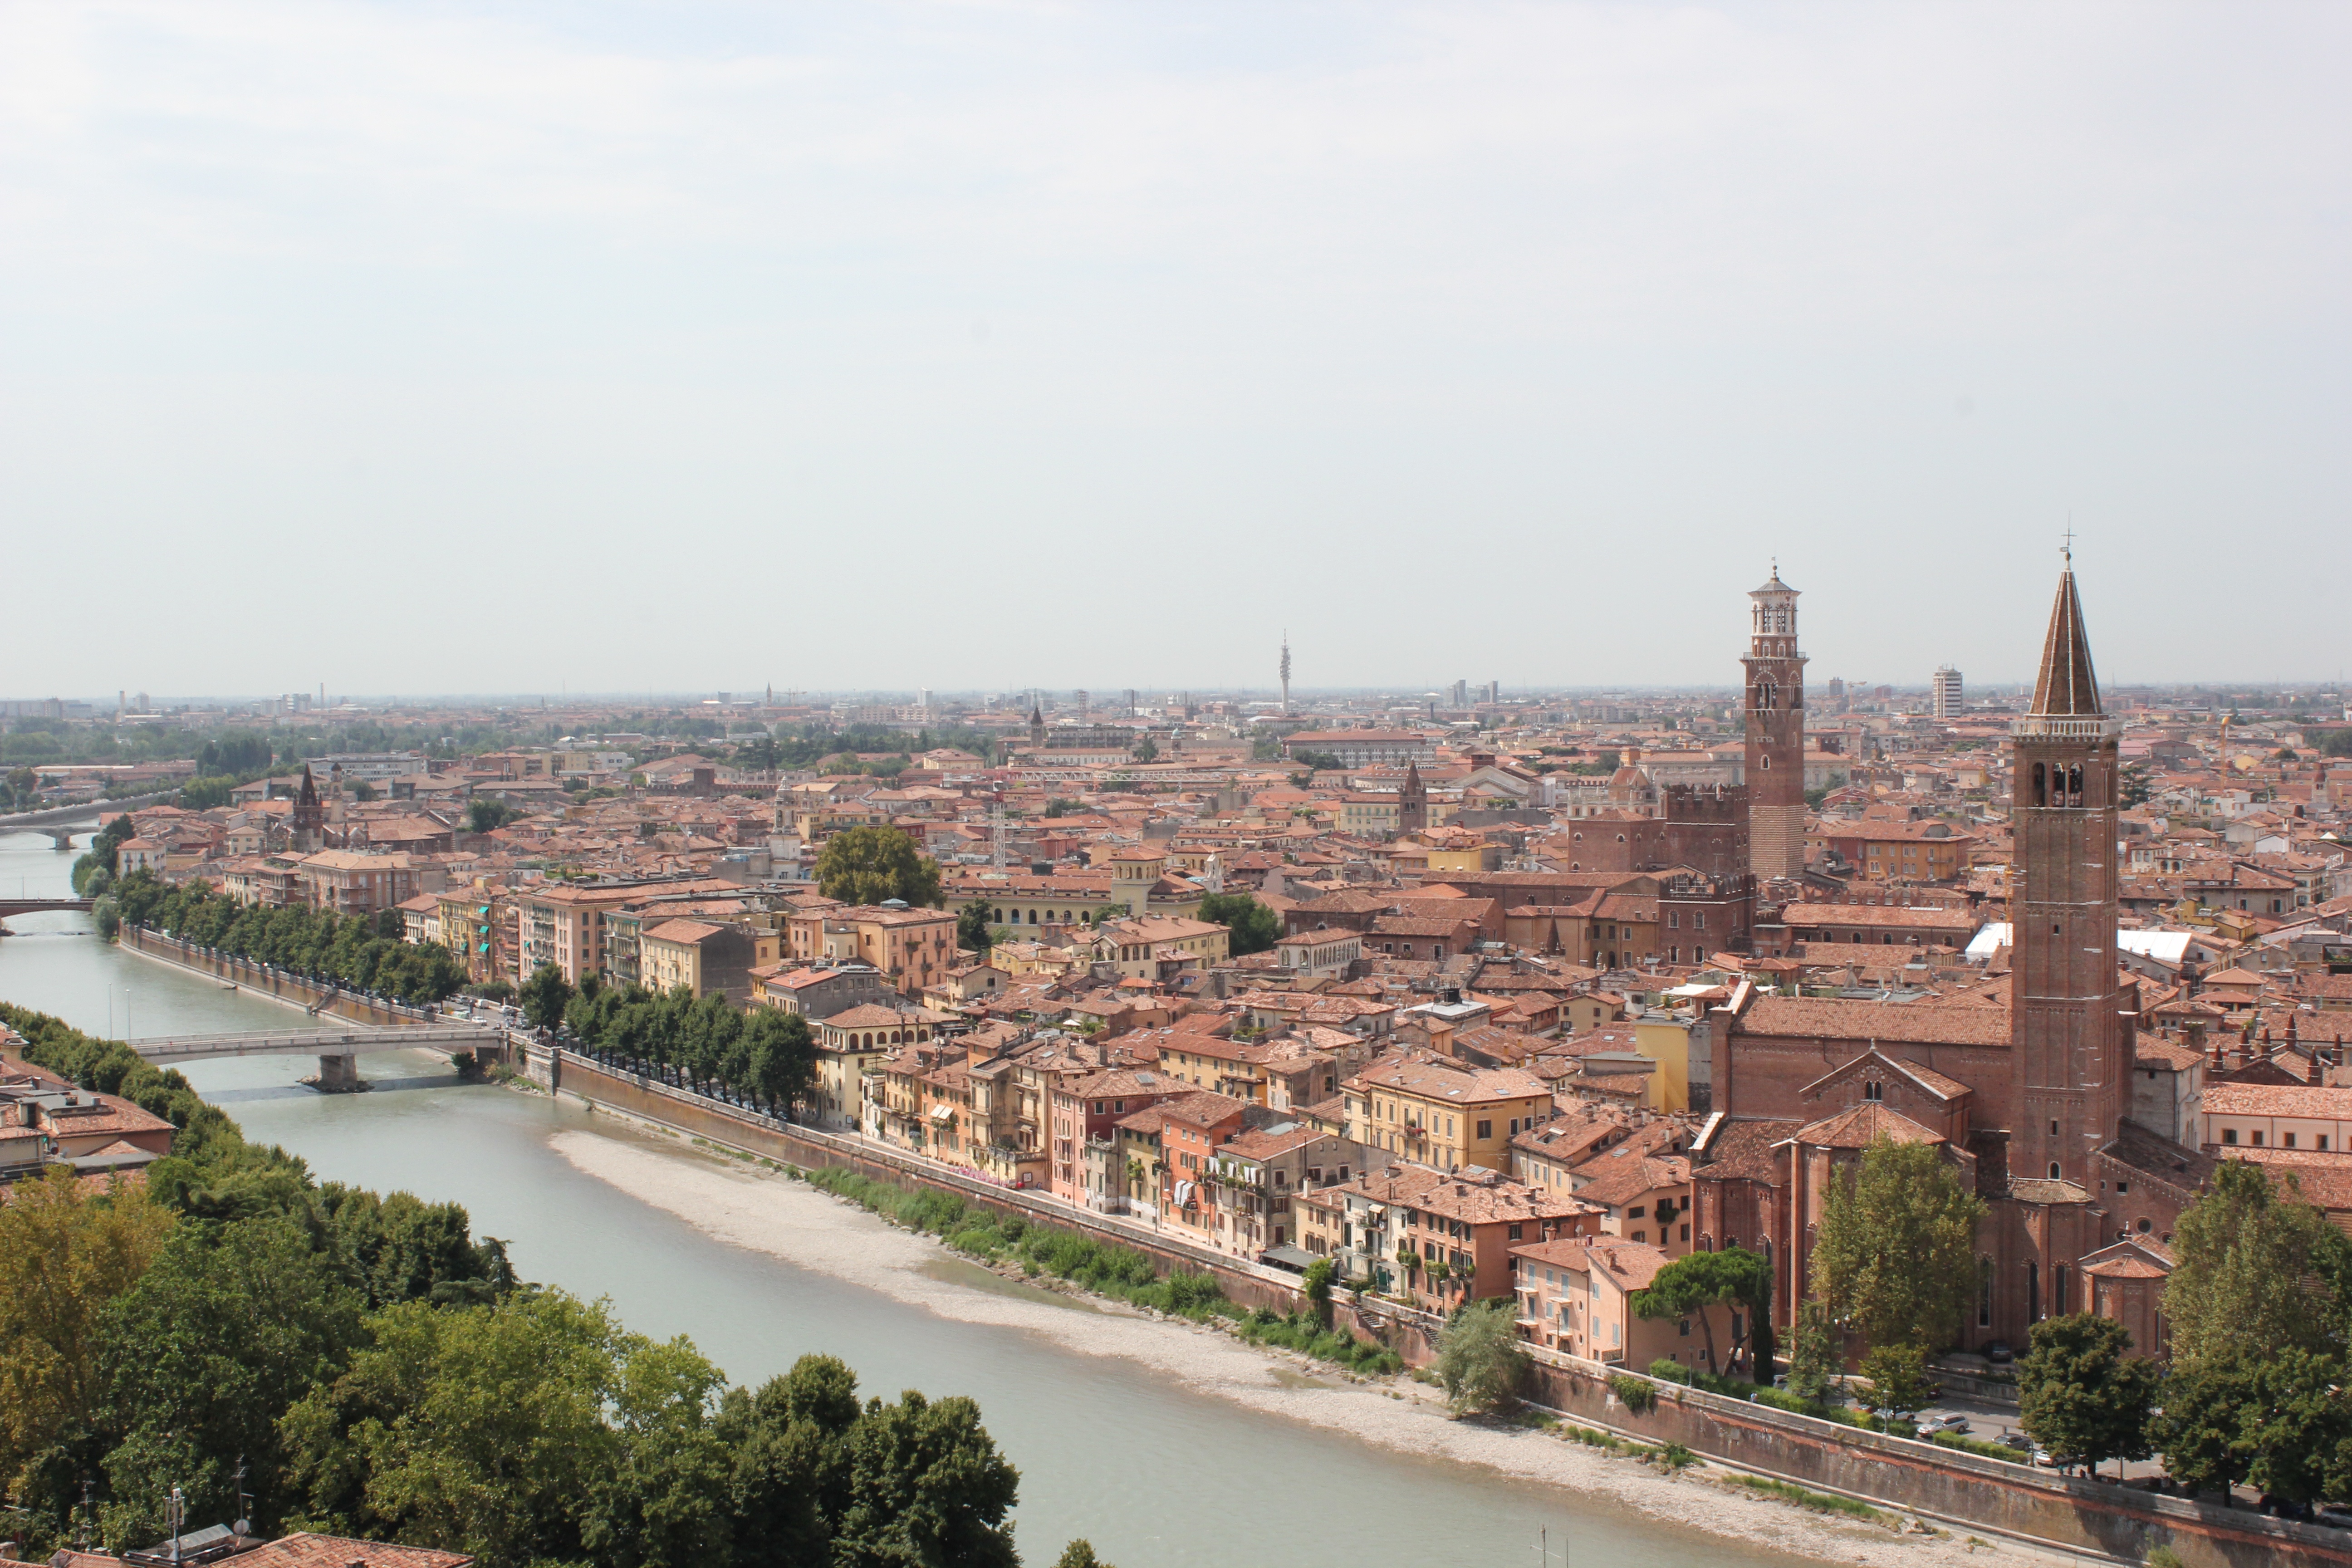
[1741,564,1807,882]
[2008,553,2128,1188]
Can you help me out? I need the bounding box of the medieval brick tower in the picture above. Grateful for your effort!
[2008,557,2128,1188]
[291,763,326,853]
[1742,565,1807,882]
[1397,760,1428,833]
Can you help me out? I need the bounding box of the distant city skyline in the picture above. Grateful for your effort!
[3,4,2347,692]
[22,671,2345,715]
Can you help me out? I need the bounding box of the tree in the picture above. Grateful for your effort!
[468,798,518,834]
[281,1291,650,1565]
[1434,1298,1527,1416]
[1056,1543,1114,1568]
[956,900,996,953]
[520,963,576,1030]
[828,1390,1022,1568]
[1633,1247,1768,1377]
[2018,1314,2158,1479]
[1129,736,1158,763]
[0,1168,174,1493]
[2165,1161,2347,1367]
[1858,1342,1934,1418]
[2152,1162,2352,1501]
[101,1214,368,1539]
[71,815,137,897]
[1785,1300,1847,1411]
[743,1009,815,1115]
[1809,1136,1985,1353]
[1303,1257,1337,1329]
[814,826,944,908]
[1196,892,1280,956]
[1289,749,1343,773]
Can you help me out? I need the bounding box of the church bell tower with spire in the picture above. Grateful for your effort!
[1742,564,1808,882]
[2009,553,2128,1190]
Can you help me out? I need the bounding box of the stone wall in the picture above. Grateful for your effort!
[122,926,441,1029]
[1520,1357,2348,1568]
[532,1047,1310,1316]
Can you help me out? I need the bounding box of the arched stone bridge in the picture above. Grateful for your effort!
[0,793,176,848]
[0,897,95,921]
[132,1023,512,1092]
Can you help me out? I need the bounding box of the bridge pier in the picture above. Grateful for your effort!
[311,1054,364,1093]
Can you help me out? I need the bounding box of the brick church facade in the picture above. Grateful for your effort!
[1694,560,2210,1354]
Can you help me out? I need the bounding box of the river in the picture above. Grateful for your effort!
[0,828,1811,1568]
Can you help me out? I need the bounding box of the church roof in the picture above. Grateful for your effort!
[2081,1239,2173,1279]
[2007,1175,2092,1205]
[1738,995,2013,1047]
[1789,1101,1943,1150]
[1750,567,1797,595]
[1799,1048,1971,1102]
[2029,566,2103,718]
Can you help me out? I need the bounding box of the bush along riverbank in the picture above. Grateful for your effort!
[795,1164,1406,1377]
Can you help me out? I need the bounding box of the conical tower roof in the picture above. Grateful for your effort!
[2029,567,2102,718]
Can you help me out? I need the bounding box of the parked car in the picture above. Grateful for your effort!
[1999,1432,2034,1452]
[1982,1340,2014,1364]
[1928,1414,1970,1434]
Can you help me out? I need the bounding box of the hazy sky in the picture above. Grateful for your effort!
[3,2,2346,702]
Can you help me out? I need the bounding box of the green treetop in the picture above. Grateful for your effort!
[814,825,945,908]
[1809,1135,1985,1353]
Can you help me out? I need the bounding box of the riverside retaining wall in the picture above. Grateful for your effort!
[529,1046,1309,1316]
[1515,1357,2349,1568]
[121,926,441,1030]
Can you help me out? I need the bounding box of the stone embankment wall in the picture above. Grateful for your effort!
[524,1045,1308,1315]
[121,926,456,1029]
[1516,1357,2348,1568]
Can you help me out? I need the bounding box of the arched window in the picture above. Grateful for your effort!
[2049,1161,2062,1179]
[2032,762,2046,806]
[1759,754,1770,770]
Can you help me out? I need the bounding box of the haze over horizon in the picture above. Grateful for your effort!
[4,2,2346,697]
